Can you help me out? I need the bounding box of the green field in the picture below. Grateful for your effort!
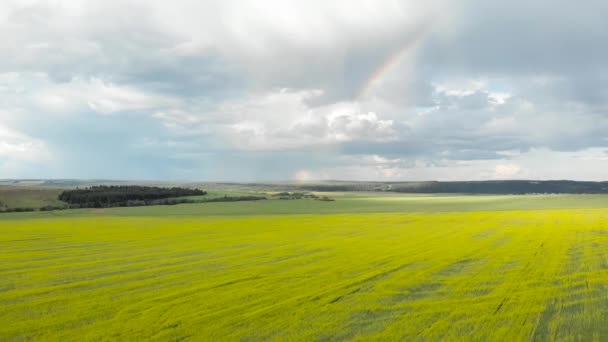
[0,187,64,210]
[3,194,608,340]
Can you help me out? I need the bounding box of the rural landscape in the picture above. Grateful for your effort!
[3,180,608,340]
[3,0,608,340]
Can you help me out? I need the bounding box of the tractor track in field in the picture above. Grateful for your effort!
[323,263,414,304]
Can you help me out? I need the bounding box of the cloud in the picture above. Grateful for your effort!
[0,123,49,162]
[1,0,608,180]
[151,88,396,151]
[32,77,180,114]
[494,164,522,178]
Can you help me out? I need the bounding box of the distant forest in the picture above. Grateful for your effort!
[389,181,608,194]
[286,180,608,194]
[59,186,207,208]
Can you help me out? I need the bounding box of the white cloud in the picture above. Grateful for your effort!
[0,123,49,162]
[434,79,487,97]
[33,77,180,114]
[488,92,512,105]
[326,112,394,142]
[151,89,396,151]
[494,164,522,178]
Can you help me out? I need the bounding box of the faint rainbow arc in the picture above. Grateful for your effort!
[357,44,413,99]
[356,25,428,99]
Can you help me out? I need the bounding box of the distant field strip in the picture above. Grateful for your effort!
[3,210,608,340]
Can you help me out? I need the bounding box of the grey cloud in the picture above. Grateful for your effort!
[2,0,608,180]
[422,0,608,74]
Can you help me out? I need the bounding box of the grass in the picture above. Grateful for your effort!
[0,186,64,210]
[3,194,608,340]
[3,192,608,220]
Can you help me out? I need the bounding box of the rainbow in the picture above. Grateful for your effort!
[357,44,413,99]
[357,25,428,99]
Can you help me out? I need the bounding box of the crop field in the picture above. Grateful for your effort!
[3,195,608,340]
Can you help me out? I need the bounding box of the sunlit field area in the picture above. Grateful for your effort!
[2,194,608,340]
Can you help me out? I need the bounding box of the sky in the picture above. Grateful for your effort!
[1,0,608,181]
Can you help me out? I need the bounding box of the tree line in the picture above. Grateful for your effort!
[58,186,207,208]
[389,181,608,194]
[279,180,608,194]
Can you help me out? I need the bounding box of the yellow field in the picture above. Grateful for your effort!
[2,209,608,340]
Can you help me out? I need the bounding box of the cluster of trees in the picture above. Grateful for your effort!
[0,207,36,213]
[39,205,67,211]
[271,192,333,201]
[200,195,266,203]
[58,186,207,208]
[272,192,318,200]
